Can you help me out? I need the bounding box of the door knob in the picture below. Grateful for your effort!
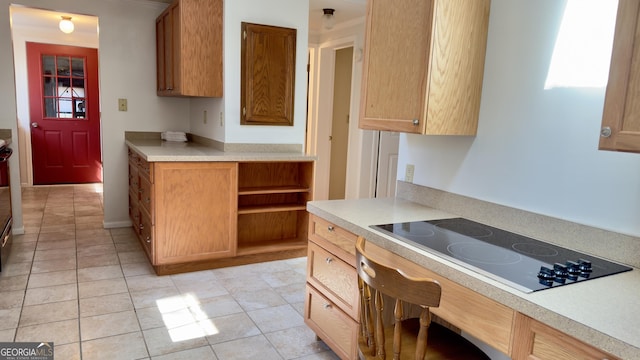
[31,122,39,128]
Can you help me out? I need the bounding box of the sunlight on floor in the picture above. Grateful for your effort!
[545,0,618,89]
[157,293,220,343]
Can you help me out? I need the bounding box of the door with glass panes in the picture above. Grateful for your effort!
[26,42,101,184]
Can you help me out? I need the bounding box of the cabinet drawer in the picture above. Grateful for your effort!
[512,313,620,360]
[139,175,153,218]
[307,241,359,319]
[305,284,358,360]
[129,192,139,223]
[138,158,153,181]
[139,210,153,261]
[308,214,357,264]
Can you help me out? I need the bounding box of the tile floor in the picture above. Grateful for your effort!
[0,184,339,360]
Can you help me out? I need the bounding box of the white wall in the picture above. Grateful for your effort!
[398,0,640,237]
[2,0,190,230]
[188,0,309,146]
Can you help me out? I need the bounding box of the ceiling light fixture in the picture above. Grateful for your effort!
[322,8,335,30]
[59,16,74,34]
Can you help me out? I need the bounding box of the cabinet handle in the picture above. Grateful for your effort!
[145,236,151,243]
[600,126,612,138]
[139,224,144,230]
[145,198,150,203]
[324,303,332,309]
[325,257,333,264]
[412,119,419,126]
[327,226,334,232]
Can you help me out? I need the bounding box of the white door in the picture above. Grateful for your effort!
[375,131,399,197]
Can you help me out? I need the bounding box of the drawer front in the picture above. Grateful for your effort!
[139,175,153,218]
[138,158,153,181]
[305,284,358,360]
[307,241,359,319]
[129,192,139,224]
[139,210,153,262]
[129,164,139,195]
[308,214,357,264]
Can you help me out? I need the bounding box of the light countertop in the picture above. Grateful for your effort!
[307,197,640,360]
[126,138,314,162]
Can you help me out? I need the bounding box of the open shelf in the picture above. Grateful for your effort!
[236,161,313,259]
[236,238,308,256]
[238,203,307,214]
[238,185,310,195]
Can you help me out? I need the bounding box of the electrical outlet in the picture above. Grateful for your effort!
[118,98,127,111]
[405,164,415,183]
[203,110,207,124]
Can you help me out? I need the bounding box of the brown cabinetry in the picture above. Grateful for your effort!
[512,313,620,360]
[600,0,640,152]
[128,152,237,267]
[128,149,313,274]
[156,0,223,97]
[359,0,490,135]
[237,161,313,255]
[241,22,296,125]
[305,215,360,360]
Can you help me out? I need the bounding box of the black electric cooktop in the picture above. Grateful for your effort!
[372,218,632,293]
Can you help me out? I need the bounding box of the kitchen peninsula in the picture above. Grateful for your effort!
[305,182,640,360]
[125,132,314,275]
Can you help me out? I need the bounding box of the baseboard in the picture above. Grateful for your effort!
[103,220,132,229]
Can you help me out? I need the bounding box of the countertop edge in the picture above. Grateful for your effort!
[307,199,640,360]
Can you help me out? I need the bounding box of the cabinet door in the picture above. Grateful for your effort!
[241,22,296,126]
[154,162,238,264]
[359,0,433,134]
[600,0,640,152]
[359,0,490,135]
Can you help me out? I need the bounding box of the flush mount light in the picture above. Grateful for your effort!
[59,16,74,34]
[322,8,335,30]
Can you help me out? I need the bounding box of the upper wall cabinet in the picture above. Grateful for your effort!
[156,0,223,97]
[359,0,490,135]
[600,0,640,153]
[241,22,296,126]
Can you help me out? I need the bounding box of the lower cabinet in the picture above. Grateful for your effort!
[153,162,238,265]
[305,215,360,360]
[511,313,620,360]
[127,148,313,274]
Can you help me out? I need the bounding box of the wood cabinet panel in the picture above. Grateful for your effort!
[511,313,620,360]
[308,215,357,261]
[241,22,296,125]
[305,284,359,360]
[359,0,490,135]
[600,0,640,152]
[156,0,223,97]
[154,162,237,264]
[307,241,359,319]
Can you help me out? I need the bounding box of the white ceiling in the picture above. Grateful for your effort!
[308,0,366,33]
[9,0,366,36]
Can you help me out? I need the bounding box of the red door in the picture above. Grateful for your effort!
[27,42,102,184]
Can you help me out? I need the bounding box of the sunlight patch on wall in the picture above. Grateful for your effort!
[544,0,618,89]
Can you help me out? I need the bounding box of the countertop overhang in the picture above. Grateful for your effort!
[126,138,314,162]
[307,197,640,360]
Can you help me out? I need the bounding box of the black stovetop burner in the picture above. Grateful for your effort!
[372,218,632,293]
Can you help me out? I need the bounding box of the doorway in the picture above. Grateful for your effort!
[328,47,353,200]
[26,42,102,184]
[10,6,100,187]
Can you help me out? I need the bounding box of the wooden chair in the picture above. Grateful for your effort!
[356,237,490,360]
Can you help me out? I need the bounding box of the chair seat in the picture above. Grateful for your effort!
[358,319,490,360]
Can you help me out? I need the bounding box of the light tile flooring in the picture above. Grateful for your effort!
[0,184,339,360]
